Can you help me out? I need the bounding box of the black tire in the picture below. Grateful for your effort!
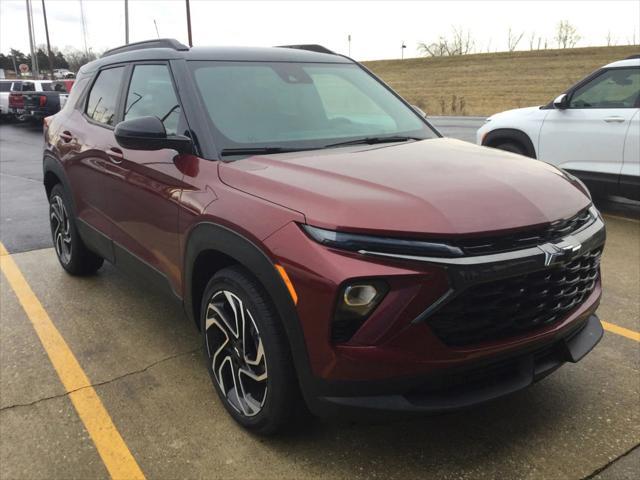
[200,265,301,435]
[495,141,527,156]
[49,184,103,275]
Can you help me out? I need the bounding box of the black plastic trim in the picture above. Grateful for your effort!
[102,38,189,58]
[75,218,114,263]
[481,128,537,158]
[183,222,317,401]
[310,314,602,417]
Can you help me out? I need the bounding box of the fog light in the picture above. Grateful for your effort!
[344,284,378,307]
[332,280,389,343]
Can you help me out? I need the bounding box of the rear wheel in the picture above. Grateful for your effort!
[201,266,300,434]
[49,184,103,275]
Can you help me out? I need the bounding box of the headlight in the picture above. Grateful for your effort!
[300,224,463,258]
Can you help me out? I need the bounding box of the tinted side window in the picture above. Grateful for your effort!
[570,68,640,109]
[64,76,89,112]
[21,82,35,92]
[124,65,181,135]
[86,67,125,126]
[0,82,11,92]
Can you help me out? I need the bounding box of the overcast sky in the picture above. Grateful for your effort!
[1,0,639,61]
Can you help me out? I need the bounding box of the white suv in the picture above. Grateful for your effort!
[477,57,639,200]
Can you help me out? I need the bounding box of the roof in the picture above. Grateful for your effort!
[80,42,351,74]
[603,58,640,69]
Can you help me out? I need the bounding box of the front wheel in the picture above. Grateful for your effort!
[201,266,301,434]
[495,141,527,156]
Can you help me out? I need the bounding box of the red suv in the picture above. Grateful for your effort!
[43,39,606,434]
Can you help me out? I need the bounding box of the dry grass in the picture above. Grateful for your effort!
[363,46,639,116]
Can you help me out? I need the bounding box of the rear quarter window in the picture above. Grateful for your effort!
[63,76,89,112]
[85,67,126,126]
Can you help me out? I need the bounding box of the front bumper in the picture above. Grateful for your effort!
[310,313,603,417]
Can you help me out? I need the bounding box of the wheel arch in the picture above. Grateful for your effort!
[184,222,314,392]
[481,128,537,159]
[43,155,76,214]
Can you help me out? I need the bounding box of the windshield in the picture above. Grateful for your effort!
[189,61,437,155]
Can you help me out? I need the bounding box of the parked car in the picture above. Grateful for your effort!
[0,80,22,120]
[9,80,54,121]
[44,39,606,434]
[23,80,73,121]
[53,68,75,79]
[477,57,640,200]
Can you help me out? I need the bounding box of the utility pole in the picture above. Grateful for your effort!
[348,34,351,56]
[185,0,192,46]
[79,0,88,56]
[25,0,39,78]
[11,55,18,77]
[41,0,55,79]
[153,19,160,38]
[125,0,129,44]
[401,41,406,60]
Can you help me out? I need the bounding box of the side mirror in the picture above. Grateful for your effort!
[411,105,427,117]
[114,116,192,153]
[553,93,569,110]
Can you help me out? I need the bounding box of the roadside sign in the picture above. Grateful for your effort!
[19,63,29,74]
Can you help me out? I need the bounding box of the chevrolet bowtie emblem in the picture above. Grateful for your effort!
[539,237,582,266]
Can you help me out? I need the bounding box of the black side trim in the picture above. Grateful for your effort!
[112,241,181,300]
[565,169,621,199]
[75,218,114,263]
[618,173,640,201]
[481,128,536,158]
[184,222,316,399]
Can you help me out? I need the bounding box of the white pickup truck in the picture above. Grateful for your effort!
[0,80,22,120]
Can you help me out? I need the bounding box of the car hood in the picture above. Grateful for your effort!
[218,138,591,236]
[487,105,545,121]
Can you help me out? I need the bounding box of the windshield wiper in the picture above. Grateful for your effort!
[324,135,424,149]
[220,146,318,157]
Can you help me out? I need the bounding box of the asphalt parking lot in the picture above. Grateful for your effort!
[1,120,638,479]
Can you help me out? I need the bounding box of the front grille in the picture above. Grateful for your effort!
[428,248,602,346]
[456,208,593,256]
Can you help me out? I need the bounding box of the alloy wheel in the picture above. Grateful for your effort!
[50,195,72,265]
[205,290,268,417]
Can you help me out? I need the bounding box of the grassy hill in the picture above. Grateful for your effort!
[363,46,639,116]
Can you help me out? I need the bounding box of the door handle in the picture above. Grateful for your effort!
[603,116,626,123]
[107,147,124,163]
[59,130,74,143]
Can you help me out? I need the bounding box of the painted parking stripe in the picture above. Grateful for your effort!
[0,242,145,480]
[603,214,640,224]
[602,321,640,342]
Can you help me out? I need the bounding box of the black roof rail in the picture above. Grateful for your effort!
[102,38,189,58]
[624,54,640,60]
[276,44,336,55]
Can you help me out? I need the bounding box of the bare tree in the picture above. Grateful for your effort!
[555,20,581,49]
[507,27,524,52]
[418,27,474,57]
[63,46,99,72]
[606,31,616,46]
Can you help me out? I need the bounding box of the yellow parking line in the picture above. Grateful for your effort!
[0,242,145,480]
[603,214,640,224]
[602,321,640,342]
